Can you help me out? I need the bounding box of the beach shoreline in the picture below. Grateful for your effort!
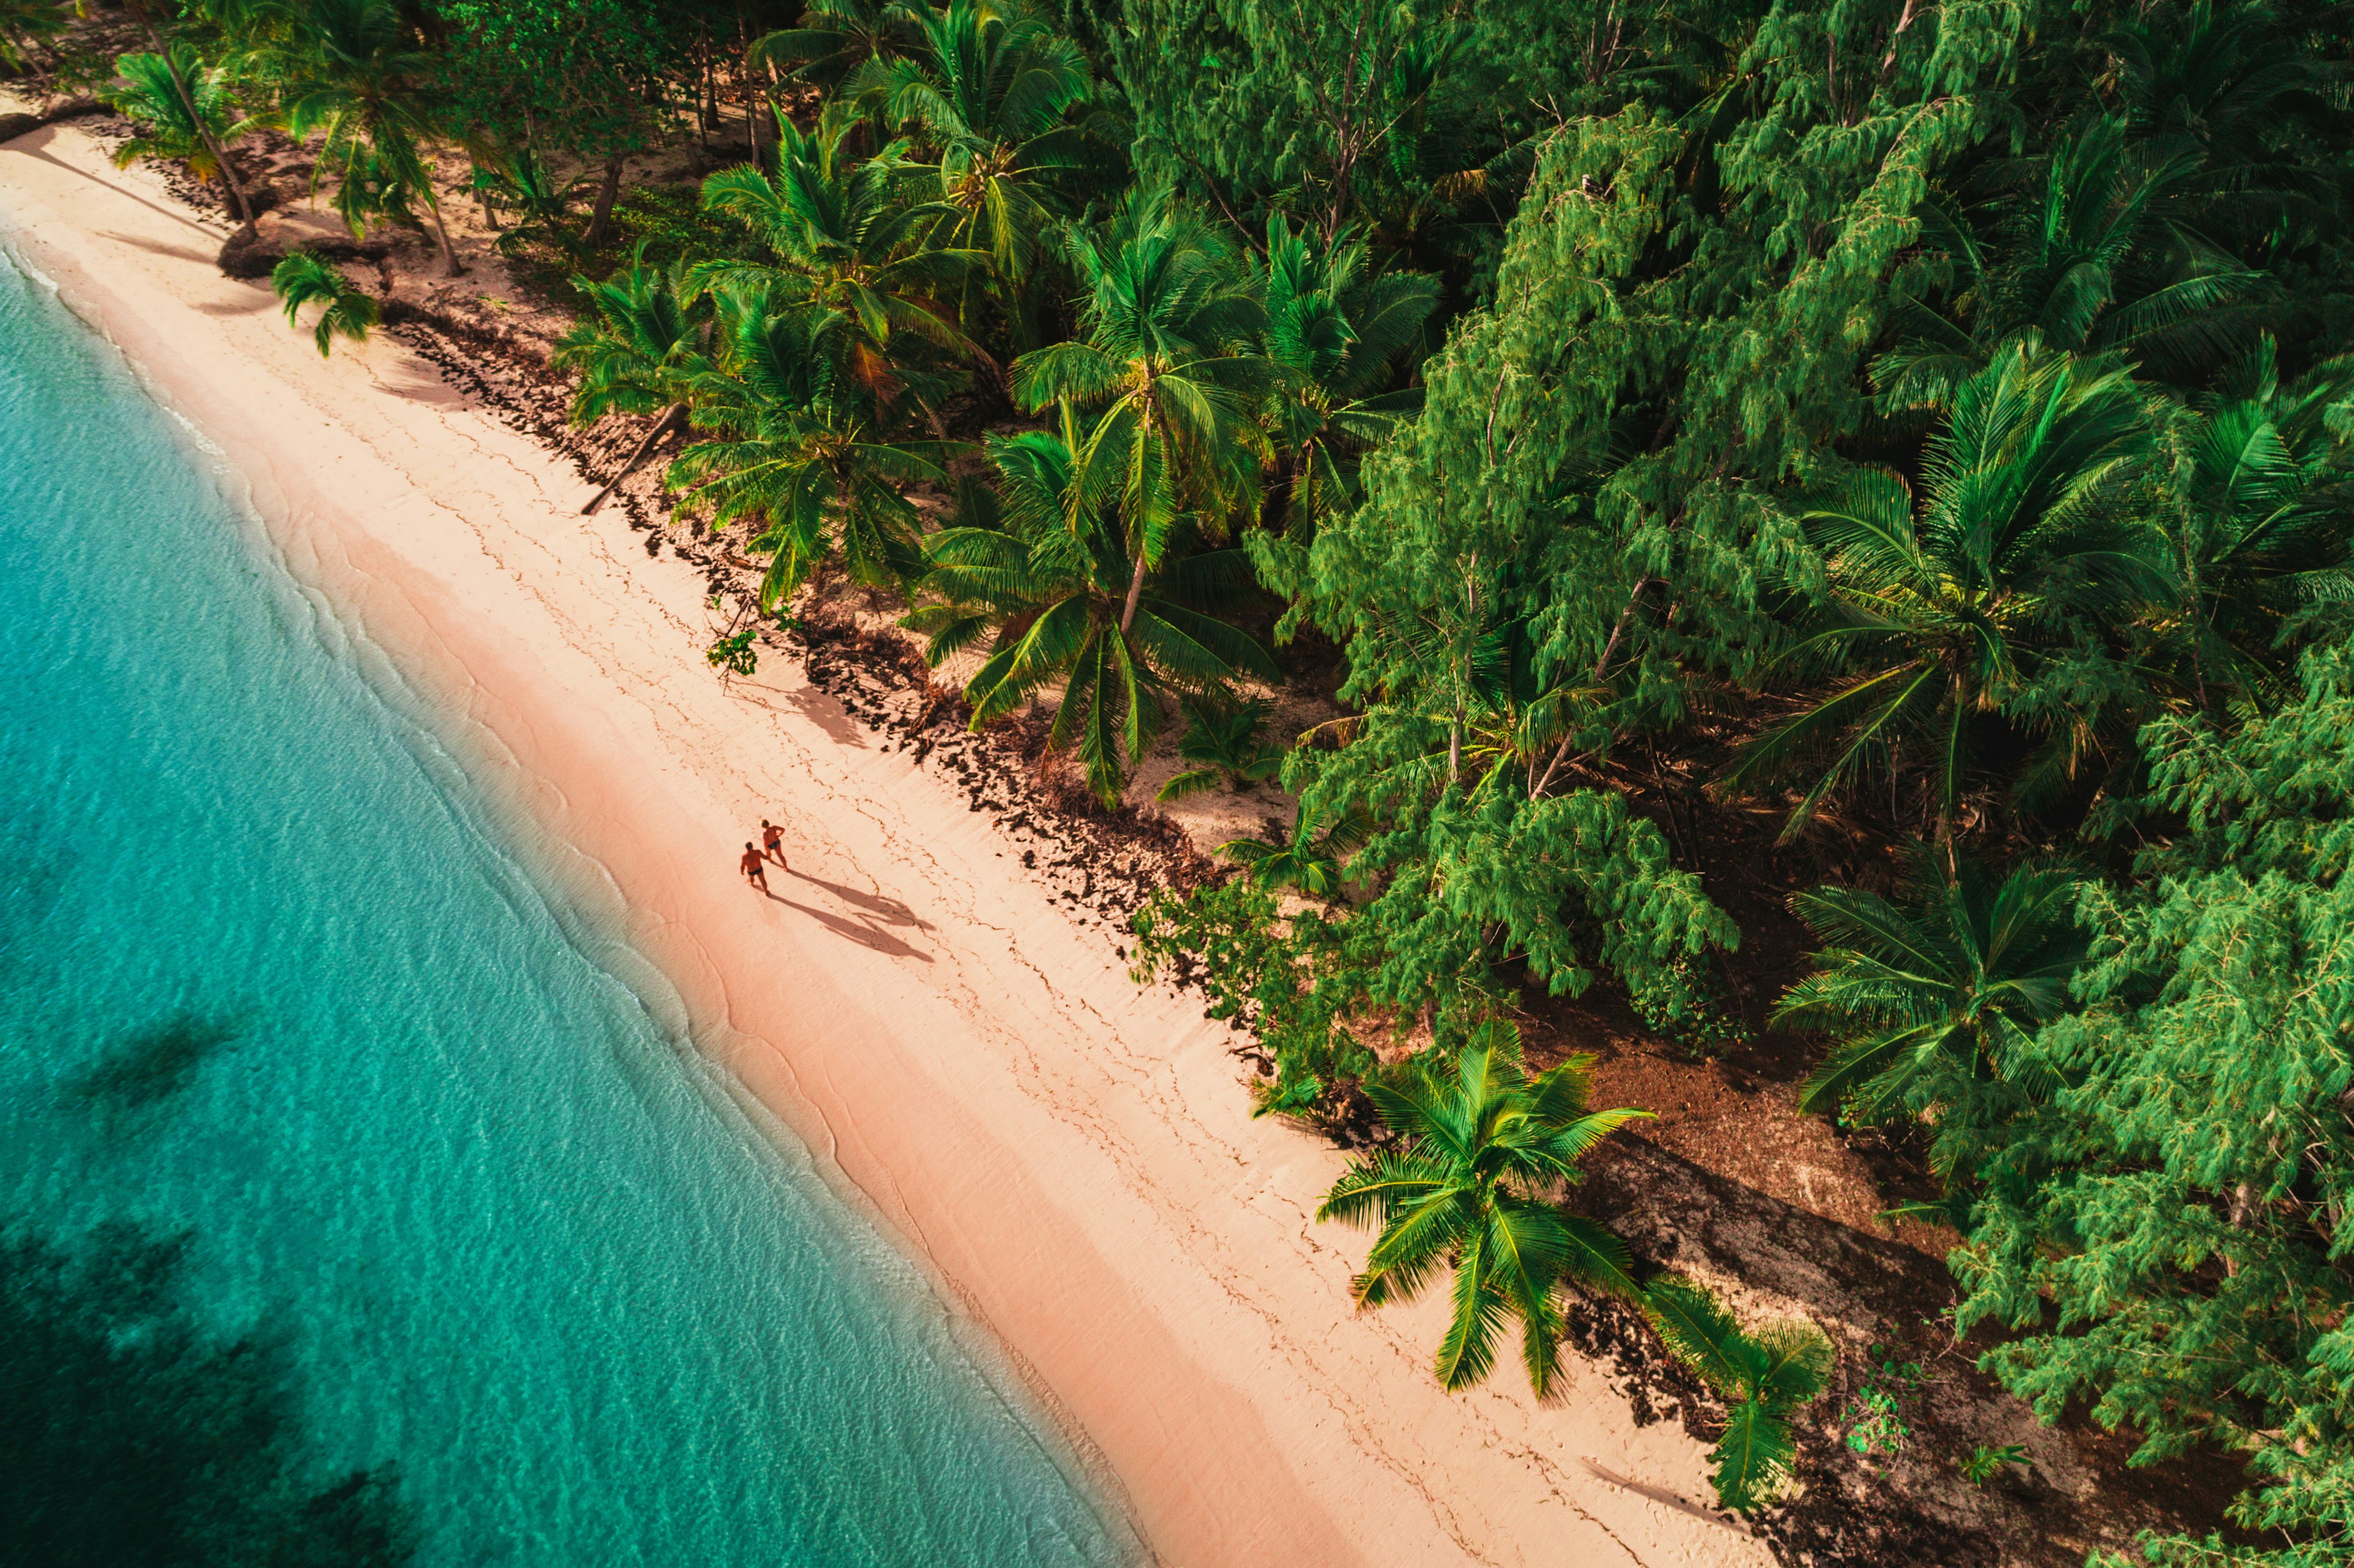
[0,123,1773,1568]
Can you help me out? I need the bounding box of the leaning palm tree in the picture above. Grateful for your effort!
[243,0,465,274]
[902,407,1276,803]
[104,46,242,185]
[0,0,70,73]
[1318,1021,1648,1394]
[1720,342,2168,839]
[1775,847,2085,1178]
[552,246,706,513]
[1011,186,1270,630]
[693,109,986,411]
[1644,1277,1833,1512]
[270,250,378,356]
[848,0,1118,336]
[666,291,959,609]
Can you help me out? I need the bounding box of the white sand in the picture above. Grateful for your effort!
[1,124,1776,1568]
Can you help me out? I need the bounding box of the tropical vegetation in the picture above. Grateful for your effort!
[68,0,2354,1549]
[1644,1276,1834,1511]
[270,249,379,356]
[1317,1021,1644,1395]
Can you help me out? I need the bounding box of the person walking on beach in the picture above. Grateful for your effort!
[760,818,787,873]
[740,842,769,894]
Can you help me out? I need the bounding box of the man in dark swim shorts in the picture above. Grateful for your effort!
[740,842,769,892]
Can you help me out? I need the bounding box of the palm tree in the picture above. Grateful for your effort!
[551,246,706,514]
[1877,115,2264,407]
[2162,335,2354,704]
[1255,215,1436,555]
[1217,805,1371,899]
[1644,1277,1832,1512]
[2099,0,2337,259]
[1774,847,2085,1178]
[902,408,1276,803]
[692,110,986,412]
[1156,695,1281,801]
[0,0,69,74]
[666,291,959,609]
[1011,186,1270,634]
[848,0,1117,337]
[243,0,465,275]
[110,0,264,230]
[270,251,378,356]
[1720,342,2168,839]
[1317,1021,1648,1394]
[104,45,243,189]
[748,0,909,92]
[469,148,586,259]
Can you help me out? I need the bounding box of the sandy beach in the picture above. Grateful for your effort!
[0,124,1775,1568]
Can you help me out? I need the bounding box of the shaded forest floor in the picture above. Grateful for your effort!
[1,67,2259,1566]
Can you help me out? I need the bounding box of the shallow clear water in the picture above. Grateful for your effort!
[0,241,1129,1566]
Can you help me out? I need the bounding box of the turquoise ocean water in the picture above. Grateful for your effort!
[0,240,1129,1565]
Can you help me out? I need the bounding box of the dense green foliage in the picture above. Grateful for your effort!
[1110,0,2354,1550]
[83,0,2354,1548]
[430,0,684,231]
[1957,649,2354,1565]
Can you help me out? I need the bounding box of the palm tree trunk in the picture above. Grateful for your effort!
[128,3,254,234]
[421,189,464,276]
[584,153,626,249]
[1119,550,1148,634]
[699,28,718,142]
[1,26,41,75]
[582,403,688,516]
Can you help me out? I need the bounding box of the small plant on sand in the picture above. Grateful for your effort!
[270,252,379,357]
[706,627,759,680]
[470,148,587,261]
[1962,1443,2030,1485]
[1841,1343,1922,1466]
[1318,1021,1648,1394]
[1157,695,1283,802]
[1644,1277,1834,1512]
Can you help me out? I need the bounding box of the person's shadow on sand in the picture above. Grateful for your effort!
[786,869,931,931]
[770,870,934,962]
